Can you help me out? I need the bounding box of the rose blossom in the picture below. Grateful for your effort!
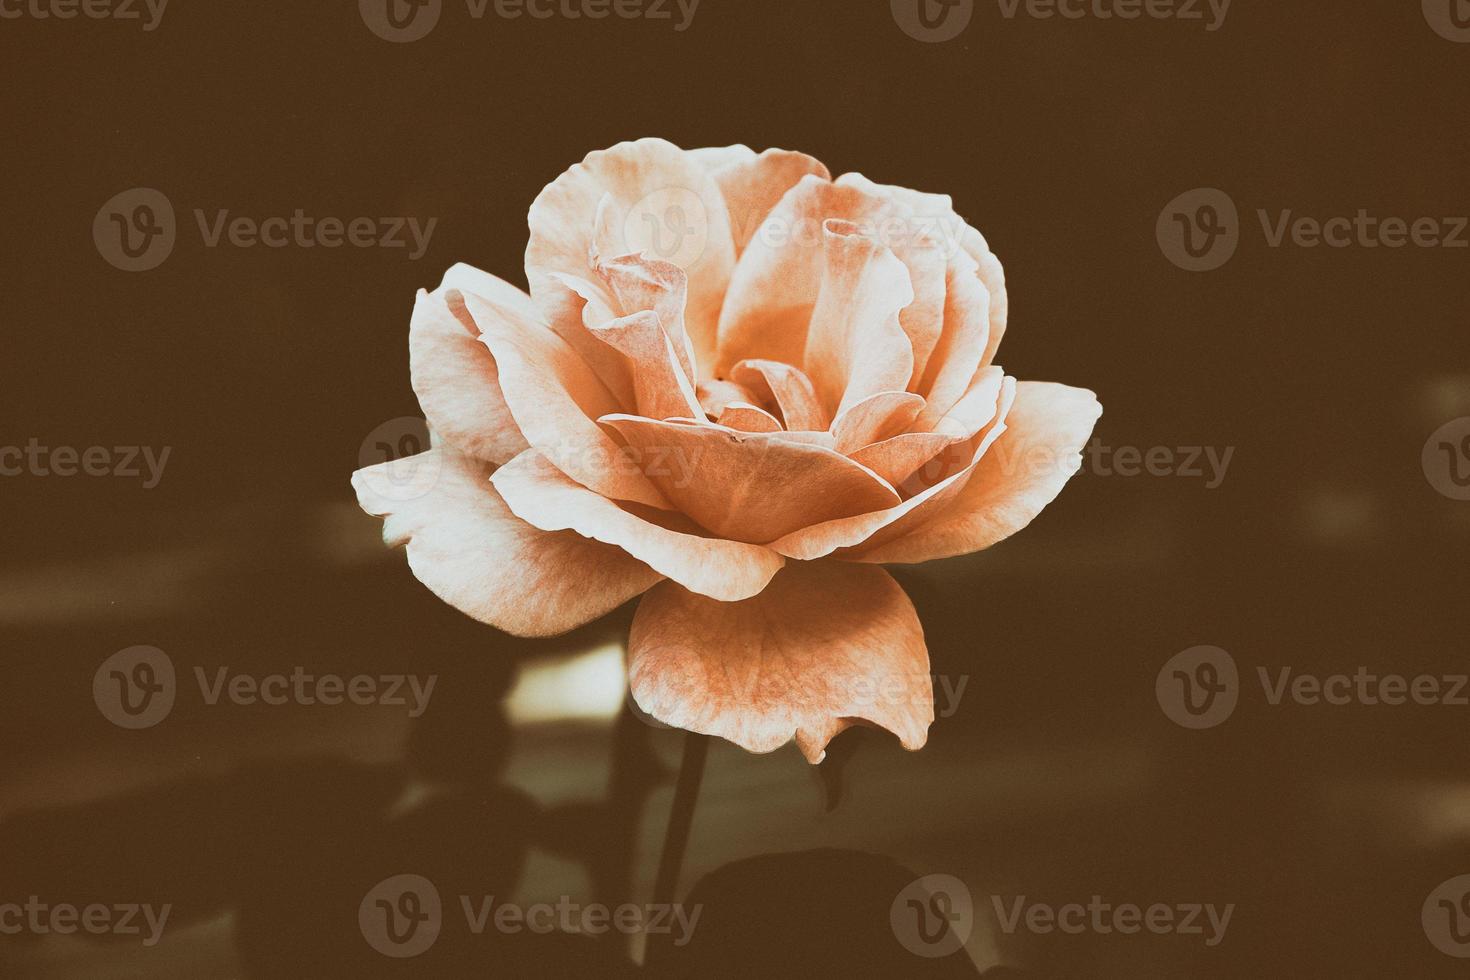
[352,139,1101,763]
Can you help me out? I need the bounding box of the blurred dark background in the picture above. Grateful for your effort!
[3,0,1469,976]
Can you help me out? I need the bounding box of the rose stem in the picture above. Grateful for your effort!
[646,731,710,960]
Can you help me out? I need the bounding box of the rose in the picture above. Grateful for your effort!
[352,139,1101,763]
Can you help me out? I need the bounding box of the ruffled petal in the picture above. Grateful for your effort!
[729,359,828,431]
[628,561,932,763]
[598,415,900,544]
[830,391,926,454]
[692,145,832,255]
[491,450,784,602]
[526,138,735,376]
[767,378,1017,560]
[803,220,915,418]
[409,272,528,465]
[849,381,1102,564]
[455,290,669,509]
[352,449,660,637]
[586,310,702,421]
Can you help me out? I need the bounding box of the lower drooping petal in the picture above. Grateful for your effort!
[627,561,933,763]
[491,450,785,602]
[352,449,662,637]
[848,380,1103,564]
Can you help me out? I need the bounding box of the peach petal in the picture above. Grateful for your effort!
[409,282,528,465]
[838,173,1010,369]
[931,366,1006,439]
[533,271,636,410]
[804,220,915,419]
[915,252,991,429]
[457,290,670,509]
[729,359,828,431]
[598,415,900,544]
[587,310,702,421]
[696,378,760,418]
[692,145,832,254]
[352,449,661,637]
[526,139,735,377]
[848,432,961,489]
[594,251,698,383]
[830,391,926,454]
[767,378,1017,561]
[717,403,783,433]
[491,450,784,602]
[849,381,1103,564]
[714,174,872,373]
[627,561,932,764]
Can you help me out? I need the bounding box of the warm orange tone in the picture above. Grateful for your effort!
[353,139,1101,763]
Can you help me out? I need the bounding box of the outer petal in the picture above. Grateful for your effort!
[492,451,784,602]
[409,277,528,465]
[628,561,932,764]
[599,415,900,544]
[352,449,660,637]
[526,139,735,376]
[456,290,670,509]
[850,381,1102,564]
[692,145,832,254]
